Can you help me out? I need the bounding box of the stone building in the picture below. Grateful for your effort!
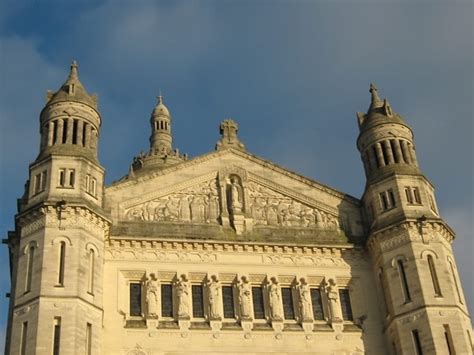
[4,62,473,354]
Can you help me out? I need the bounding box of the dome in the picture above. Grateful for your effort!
[151,96,170,117]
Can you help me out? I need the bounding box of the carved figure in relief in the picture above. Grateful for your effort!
[145,273,159,318]
[207,275,221,320]
[326,278,342,321]
[178,196,191,221]
[190,196,206,222]
[297,278,313,321]
[176,274,190,318]
[268,277,283,320]
[238,276,252,319]
[228,177,243,213]
[207,194,219,222]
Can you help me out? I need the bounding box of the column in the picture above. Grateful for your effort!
[392,139,403,164]
[383,140,395,165]
[77,120,84,146]
[66,118,74,144]
[408,143,418,166]
[84,123,92,148]
[56,119,64,144]
[47,122,54,146]
[367,148,378,171]
[84,123,91,148]
[374,143,386,167]
[400,140,412,164]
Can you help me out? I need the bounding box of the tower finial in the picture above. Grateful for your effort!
[157,91,163,104]
[369,83,383,111]
[69,60,79,79]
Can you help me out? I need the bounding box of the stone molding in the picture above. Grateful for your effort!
[17,204,110,239]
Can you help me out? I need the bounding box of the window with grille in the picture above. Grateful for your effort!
[222,286,235,319]
[339,289,353,321]
[252,287,265,319]
[310,288,324,320]
[161,284,173,317]
[129,283,142,316]
[192,285,204,318]
[281,287,295,320]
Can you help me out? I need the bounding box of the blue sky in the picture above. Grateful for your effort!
[0,0,472,347]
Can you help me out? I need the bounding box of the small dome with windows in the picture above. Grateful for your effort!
[151,95,170,117]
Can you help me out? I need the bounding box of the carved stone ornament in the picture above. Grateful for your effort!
[238,275,252,319]
[297,278,313,322]
[145,273,159,319]
[268,277,283,321]
[125,179,220,224]
[325,278,343,322]
[176,274,190,319]
[246,181,340,229]
[207,275,221,320]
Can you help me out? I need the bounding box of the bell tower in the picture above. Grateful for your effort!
[357,84,472,354]
[5,61,109,355]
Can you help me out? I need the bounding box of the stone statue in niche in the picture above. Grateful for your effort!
[176,274,190,319]
[326,278,343,321]
[228,176,243,214]
[145,273,159,318]
[297,278,312,322]
[207,275,221,320]
[268,277,283,321]
[238,276,252,320]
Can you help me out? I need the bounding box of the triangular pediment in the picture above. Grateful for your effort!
[105,148,364,236]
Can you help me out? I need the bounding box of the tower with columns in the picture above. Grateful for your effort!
[4,64,472,354]
[5,62,109,355]
[357,84,472,354]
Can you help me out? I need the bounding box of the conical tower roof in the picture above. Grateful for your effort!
[357,83,407,133]
[46,61,98,109]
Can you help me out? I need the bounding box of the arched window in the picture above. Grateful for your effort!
[57,241,66,286]
[88,249,95,294]
[397,259,411,302]
[448,260,463,304]
[427,255,442,297]
[25,244,35,293]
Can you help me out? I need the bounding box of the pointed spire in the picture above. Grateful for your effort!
[369,83,383,111]
[69,60,79,80]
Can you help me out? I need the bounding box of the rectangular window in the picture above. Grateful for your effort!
[20,321,28,355]
[379,192,389,210]
[412,329,423,355]
[398,260,411,302]
[413,187,421,204]
[57,242,66,286]
[59,169,66,187]
[388,189,396,207]
[85,323,92,355]
[339,289,353,321]
[281,287,295,320]
[222,286,235,319]
[252,287,265,319]
[34,174,41,194]
[405,187,413,204]
[53,317,61,355]
[68,170,75,187]
[41,170,47,191]
[444,325,455,355]
[429,195,438,214]
[310,288,324,320]
[129,283,142,316]
[161,284,173,318]
[192,285,205,318]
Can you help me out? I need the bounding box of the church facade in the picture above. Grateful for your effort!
[4,62,473,354]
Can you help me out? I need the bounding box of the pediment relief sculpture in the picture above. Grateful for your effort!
[247,181,340,229]
[124,178,220,224]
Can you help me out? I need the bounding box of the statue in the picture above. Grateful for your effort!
[297,278,312,321]
[238,276,252,319]
[268,277,283,320]
[326,278,342,321]
[176,274,190,318]
[228,177,243,213]
[145,273,159,318]
[207,275,221,320]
